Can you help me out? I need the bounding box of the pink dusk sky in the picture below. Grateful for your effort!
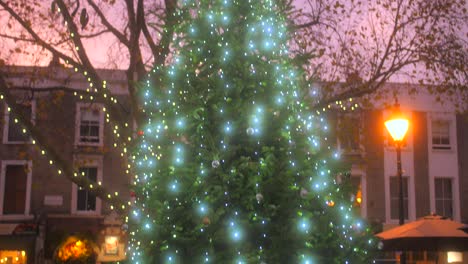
[1,0,314,68]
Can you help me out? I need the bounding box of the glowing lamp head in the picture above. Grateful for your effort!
[385,104,409,142]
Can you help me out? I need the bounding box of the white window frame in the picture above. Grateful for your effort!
[432,177,454,218]
[427,112,460,221]
[430,118,452,150]
[388,176,409,221]
[2,100,36,144]
[385,174,416,224]
[0,160,33,220]
[71,155,103,215]
[75,103,105,147]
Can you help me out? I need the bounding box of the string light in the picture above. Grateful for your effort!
[128,0,374,263]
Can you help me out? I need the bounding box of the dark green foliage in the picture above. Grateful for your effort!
[129,1,376,263]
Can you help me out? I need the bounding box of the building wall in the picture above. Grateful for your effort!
[412,111,430,218]
[457,115,468,223]
[362,110,386,224]
[0,91,131,218]
[0,66,131,263]
[360,89,465,227]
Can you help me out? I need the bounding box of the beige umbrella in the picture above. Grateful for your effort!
[376,214,468,251]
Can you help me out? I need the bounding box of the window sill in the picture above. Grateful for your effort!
[2,141,33,145]
[75,142,103,147]
[0,214,34,221]
[51,213,103,219]
[431,147,454,153]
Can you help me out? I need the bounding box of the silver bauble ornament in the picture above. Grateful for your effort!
[246,127,254,135]
[212,160,220,168]
[300,188,309,198]
[256,193,264,202]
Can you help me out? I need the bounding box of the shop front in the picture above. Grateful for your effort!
[0,223,38,264]
[45,213,126,264]
[45,216,102,263]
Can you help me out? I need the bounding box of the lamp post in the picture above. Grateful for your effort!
[384,102,409,264]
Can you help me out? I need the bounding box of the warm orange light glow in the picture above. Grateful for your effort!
[327,200,335,207]
[447,251,463,263]
[356,189,362,204]
[55,236,94,262]
[0,250,27,264]
[385,118,409,142]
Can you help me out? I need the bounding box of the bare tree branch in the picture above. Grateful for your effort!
[86,0,129,46]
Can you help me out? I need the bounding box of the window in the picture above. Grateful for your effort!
[350,176,362,214]
[337,115,361,152]
[3,101,35,144]
[432,120,451,150]
[390,176,409,220]
[72,156,102,214]
[77,167,97,211]
[75,103,104,146]
[0,161,32,217]
[435,178,453,218]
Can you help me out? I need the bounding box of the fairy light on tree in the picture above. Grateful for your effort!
[129,0,375,263]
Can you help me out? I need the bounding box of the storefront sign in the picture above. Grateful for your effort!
[0,224,16,235]
[13,224,37,235]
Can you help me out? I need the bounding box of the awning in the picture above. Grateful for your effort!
[376,214,468,251]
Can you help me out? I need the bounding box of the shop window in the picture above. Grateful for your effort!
[435,178,453,218]
[389,176,409,220]
[2,101,35,144]
[0,161,32,217]
[0,250,27,264]
[75,103,104,146]
[432,120,451,150]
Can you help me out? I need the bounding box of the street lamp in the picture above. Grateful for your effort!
[385,102,409,264]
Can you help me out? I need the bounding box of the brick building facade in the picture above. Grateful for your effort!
[0,65,466,263]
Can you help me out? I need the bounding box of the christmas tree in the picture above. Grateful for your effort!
[129,0,375,263]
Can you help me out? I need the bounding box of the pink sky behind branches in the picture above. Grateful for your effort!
[0,0,310,68]
[1,0,466,86]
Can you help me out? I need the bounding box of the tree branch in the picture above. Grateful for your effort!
[0,0,81,69]
[86,0,130,46]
